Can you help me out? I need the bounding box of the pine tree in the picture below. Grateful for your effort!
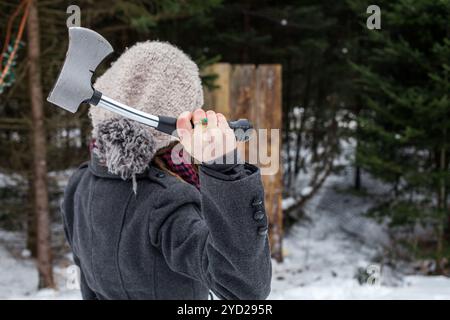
[350,0,450,253]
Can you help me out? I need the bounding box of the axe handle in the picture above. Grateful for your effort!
[98,94,160,128]
[157,116,253,142]
[95,92,253,141]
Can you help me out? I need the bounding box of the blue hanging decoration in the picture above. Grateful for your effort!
[0,38,24,94]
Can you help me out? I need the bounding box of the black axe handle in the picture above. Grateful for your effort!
[157,116,253,142]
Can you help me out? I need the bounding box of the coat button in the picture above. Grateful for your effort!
[257,226,268,236]
[156,172,165,178]
[252,199,263,207]
[253,211,265,221]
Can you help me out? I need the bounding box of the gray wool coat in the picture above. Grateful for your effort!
[61,155,272,300]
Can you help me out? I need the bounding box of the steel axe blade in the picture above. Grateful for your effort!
[47,27,113,112]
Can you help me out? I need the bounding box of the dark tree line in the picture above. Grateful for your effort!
[349,0,450,261]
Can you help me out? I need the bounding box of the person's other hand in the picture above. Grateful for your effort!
[177,109,237,164]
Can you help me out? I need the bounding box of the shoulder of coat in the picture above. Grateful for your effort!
[146,166,177,189]
[78,161,89,169]
[65,161,90,194]
[146,165,198,193]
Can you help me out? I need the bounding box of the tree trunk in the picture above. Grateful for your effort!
[293,57,312,176]
[354,160,361,190]
[26,174,37,257]
[353,101,362,190]
[440,144,449,240]
[27,0,55,289]
[284,56,292,190]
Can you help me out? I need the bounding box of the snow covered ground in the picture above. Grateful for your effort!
[0,245,81,300]
[1,164,450,299]
[0,230,80,300]
[269,166,450,299]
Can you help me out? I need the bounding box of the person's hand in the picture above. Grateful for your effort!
[177,109,237,164]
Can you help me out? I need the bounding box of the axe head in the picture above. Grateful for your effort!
[47,27,113,112]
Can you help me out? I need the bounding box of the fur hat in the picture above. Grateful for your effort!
[89,41,203,187]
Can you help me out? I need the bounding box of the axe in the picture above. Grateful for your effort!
[47,27,252,141]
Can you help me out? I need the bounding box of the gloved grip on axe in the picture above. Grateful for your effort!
[157,116,253,142]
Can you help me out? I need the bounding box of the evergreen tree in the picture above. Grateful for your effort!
[350,0,450,253]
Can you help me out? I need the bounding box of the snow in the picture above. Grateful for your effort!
[0,171,21,188]
[282,197,295,210]
[270,275,450,300]
[0,246,81,300]
[300,186,313,197]
[0,230,81,300]
[269,164,450,299]
[48,168,77,190]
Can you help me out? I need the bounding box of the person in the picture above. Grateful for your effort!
[61,41,272,300]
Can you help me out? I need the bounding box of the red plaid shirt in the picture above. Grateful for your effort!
[160,147,200,189]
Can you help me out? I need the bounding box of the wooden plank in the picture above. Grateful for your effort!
[229,65,256,158]
[229,64,255,119]
[255,65,283,262]
[203,63,231,115]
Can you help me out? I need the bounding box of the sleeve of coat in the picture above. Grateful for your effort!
[61,166,98,300]
[149,163,272,300]
[72,255,98,300]
[61,206,98,300]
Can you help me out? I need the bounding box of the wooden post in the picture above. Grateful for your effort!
[204,63,283,262]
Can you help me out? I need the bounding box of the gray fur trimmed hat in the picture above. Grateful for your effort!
[89,41,203,186]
